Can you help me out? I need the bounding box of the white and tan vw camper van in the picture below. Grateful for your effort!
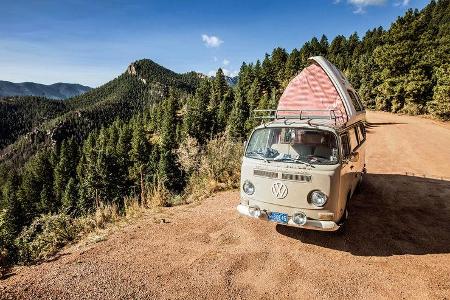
[237,56,366,231]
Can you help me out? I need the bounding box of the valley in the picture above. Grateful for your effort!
[1,111,449,299]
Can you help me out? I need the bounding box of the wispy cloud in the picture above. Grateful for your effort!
[394,0,410,7]
[347,0,386,13]
[222,68,238,77]
[223,59,230,66]
[201,34,223,48]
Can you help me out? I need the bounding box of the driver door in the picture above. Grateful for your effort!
[339,131,357,212]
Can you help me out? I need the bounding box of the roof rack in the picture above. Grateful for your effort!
[253,109,346,125]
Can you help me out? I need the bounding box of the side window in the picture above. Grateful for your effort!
[341,133,351,159]
[358,123,366,142]
[348,90,363,112]
[354,126,361,145]
[349,127,359,151]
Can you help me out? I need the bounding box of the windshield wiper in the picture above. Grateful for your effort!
[294,158,314,168]
[247,152,269,163]
[273,157,314,168]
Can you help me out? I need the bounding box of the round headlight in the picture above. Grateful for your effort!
[309,190,328,207]
[293,212,307,225]
[248,206,261,218]
[243,180,255,195]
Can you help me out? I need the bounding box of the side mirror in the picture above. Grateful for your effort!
[349,151,359,162]
[243,141,248,149]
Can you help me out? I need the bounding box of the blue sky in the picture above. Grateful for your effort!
[0,0,430,87]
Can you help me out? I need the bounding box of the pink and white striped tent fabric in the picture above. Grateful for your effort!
[277,62,348,123]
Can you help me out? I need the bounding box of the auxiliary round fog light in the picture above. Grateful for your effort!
[243,180,255,195]
[293,212,307,225]
[248,206,261,218]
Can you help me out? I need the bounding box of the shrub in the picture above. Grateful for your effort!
[183,134,243,202]
[175,135,201,176]
[124,195,144,218]
[94,203,120,229]
[200,135,243,187]
[15,213,81,263]
[146,180,172,207]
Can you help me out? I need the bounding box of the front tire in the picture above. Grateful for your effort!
[354,172,364,195]
[336,192,351,235]
[336,208,348,234]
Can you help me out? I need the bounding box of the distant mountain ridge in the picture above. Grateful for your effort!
[0,80,91,99]
[0,58,201,162]
[208,74,237,87]
[225,76,238,87]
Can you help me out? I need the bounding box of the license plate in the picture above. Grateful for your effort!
[268,212,288,224]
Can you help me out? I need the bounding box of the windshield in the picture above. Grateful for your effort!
[245,127,339,165]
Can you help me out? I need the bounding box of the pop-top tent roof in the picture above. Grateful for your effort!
[276,56,361,125]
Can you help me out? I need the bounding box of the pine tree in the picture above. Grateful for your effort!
[116,123,133,197]
[183,79,211,144]
[217,89,234,131]
[53,138,78,205]
[210,69,228,109]
[19,150,55,218]
[309,37,326,56]
[158,92,181,191]
[210,69,229,134]
[271,47,288,84]
[107,120,120,152]
[269,87,280,109]
[257,93,269,110]
[247,78,262,110]
[237,62,254,98]
[62,178,78,214]
[1,174,22,235]
[284,48,302,83]
[77,133,98,214]
[402,68,432,114]
[261,54,275,92]
[129,117,150,201]
[319,35,330,55]
[96,127,122,204]
[328,35,348,70]
[347,33,360,61]
[427,63,450,120]
[245,79,262,132]
[227,88,248,140]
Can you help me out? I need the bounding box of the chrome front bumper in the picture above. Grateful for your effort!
[237,204,340,231]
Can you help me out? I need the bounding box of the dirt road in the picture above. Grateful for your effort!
[1,111,450,299]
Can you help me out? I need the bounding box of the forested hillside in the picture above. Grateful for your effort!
[0,97,68,149]
[233,0,449,121]
[0,0,449,266]
[0,60,201,168]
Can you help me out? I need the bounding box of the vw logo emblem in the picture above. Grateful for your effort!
[271,181,288,199]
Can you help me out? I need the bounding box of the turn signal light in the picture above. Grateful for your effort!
[318,213,334,221]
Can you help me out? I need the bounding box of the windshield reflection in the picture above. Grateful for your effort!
[245,127,339,165]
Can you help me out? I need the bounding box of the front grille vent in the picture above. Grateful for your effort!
[254,169,278,179]
[281,173,311,182]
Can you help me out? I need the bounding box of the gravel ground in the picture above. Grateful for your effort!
[1,111,450,300]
